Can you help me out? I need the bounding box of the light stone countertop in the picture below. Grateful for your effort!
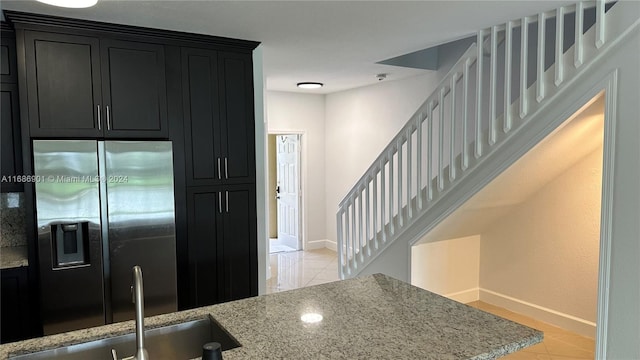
[0,274,542,359]
[0,246,28,269]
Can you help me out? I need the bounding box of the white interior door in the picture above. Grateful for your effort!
[276,134,300,250]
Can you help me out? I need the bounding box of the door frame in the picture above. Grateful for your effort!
[268,130,305,251]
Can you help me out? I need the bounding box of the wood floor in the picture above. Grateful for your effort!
[467,301,595,359]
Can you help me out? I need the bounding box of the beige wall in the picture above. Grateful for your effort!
[411,235,480,303]
[480,146,603,325]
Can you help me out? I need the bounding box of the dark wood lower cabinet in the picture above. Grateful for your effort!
[186,184,257,308]
[1,267,31,343]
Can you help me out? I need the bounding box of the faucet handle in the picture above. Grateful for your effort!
[111,349,135,360]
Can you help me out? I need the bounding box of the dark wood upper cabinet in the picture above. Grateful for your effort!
[100,40,167,138]
[183,48,255,186]
[1,26,18,84]
[25,31,103,138]
[218,52,255,185]
[23,32,167,138]
[1,25,23,192]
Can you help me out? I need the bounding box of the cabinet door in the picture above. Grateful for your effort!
[101,40,168,138]
[186,187,224,307]
[1,30,18,83]
[218,52,255,184]
[182,48,222,186]
[221,185,257,301]
[25,31,102,137]
[1,83,23,192]
[1,267,30,343]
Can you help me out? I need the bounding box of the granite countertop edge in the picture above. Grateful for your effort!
[0,274,543,360]
[0,246,29,270]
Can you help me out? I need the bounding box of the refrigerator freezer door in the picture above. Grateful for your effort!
[33,140,105,335]
[104,141,177,322]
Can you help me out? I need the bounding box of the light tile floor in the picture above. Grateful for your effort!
[467,301,595,360]
[266,248,339,294]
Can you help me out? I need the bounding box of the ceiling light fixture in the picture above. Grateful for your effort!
[36,0,98,8]
[297,82,323,90]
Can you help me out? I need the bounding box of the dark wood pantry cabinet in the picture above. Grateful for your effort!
[23,31,167,138]
[5,10,260,323]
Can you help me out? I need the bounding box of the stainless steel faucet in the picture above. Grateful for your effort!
[132,266,149,360]
[111,266,149,360]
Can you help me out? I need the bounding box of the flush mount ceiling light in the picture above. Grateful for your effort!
[297,82,323,90]
[36,0,98,8]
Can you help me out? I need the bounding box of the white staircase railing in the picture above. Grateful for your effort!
[337,0,617,279]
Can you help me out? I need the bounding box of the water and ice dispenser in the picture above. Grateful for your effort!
[50,222,90,268]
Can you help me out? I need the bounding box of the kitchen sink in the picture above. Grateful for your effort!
[9,316,240,360]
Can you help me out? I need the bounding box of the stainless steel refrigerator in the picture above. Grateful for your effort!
[33,140,177,335]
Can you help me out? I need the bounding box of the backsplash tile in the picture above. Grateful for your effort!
[1,192,27,247]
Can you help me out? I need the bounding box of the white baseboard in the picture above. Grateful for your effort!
[479,288,596,338]
[444,288,480,303]
[305,239,337,251]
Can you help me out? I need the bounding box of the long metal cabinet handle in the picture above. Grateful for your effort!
[106,105,111,130]
[225,191,229,213]
[217,158,221,180]
[224,158,228,179]
[218,192,222,213]
[97,105,101,130]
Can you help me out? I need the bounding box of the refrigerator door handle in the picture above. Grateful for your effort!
[218,192,222,214]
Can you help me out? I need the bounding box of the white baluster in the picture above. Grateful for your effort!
[416,115,423,209]
[449,74,457,181]
[365,179,371,256]
[406,127,413,219]
[475,29,484,158]
[427,102,434,200]
[489,25,498,145]
[536,12,546,102]
[372,169,378,250]
[595,0,605,48]
[462,59,470,170]
[520,16,529,118]
[358,191,364,263]
[337,209,344,278]
[389,150,395,235]
[438,88,445,191]
[380,158,386,244]
[555,7,565,86]
[575,2,584,67]
[350,199,357,269]
[397,139,403,227]
[504,20,513,132]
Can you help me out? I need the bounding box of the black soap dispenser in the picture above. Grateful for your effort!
[202,342,223,360]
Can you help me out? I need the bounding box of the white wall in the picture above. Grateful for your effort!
[266,91,327,249]
[481,147,602,336]
[411,235,480,303]
[324,72,440,247]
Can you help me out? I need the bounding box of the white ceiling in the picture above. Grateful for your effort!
[416,93,605,245]
[1,0,575,94]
